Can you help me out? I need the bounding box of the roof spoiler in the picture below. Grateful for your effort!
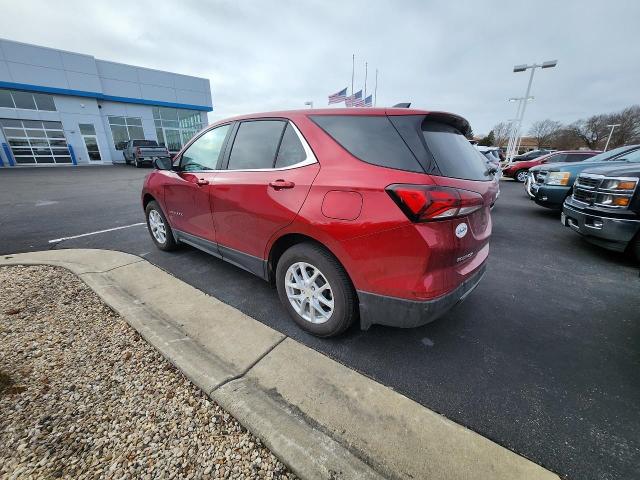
[392,102,411,108]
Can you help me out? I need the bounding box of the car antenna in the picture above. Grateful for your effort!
[392,102,411,108]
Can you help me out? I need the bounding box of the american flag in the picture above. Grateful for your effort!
[328,87,348,104]
[345,90,363,107]
[364,95,373,107]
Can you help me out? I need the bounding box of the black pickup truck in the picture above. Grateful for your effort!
[562,163,640,260]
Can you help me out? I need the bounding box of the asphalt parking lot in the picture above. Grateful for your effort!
[1,165,638,480]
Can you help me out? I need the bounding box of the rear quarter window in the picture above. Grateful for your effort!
[310,115,424,173]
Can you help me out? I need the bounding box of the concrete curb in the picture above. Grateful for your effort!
[1,249,559,480]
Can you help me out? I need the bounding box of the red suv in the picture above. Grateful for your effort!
[503,150,601,182]
[142,108,498,337]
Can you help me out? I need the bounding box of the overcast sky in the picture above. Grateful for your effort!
[2,0,638,135]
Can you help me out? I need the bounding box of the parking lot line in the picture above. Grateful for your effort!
[48,222,146,244]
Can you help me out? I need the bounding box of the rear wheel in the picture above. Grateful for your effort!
[515,170,528,183]
[276,243,357,337]
[145,201,178,251]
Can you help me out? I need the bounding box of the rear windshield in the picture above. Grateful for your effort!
[311,114,490,181]
[420,120,490,180]
[133,140,158,147]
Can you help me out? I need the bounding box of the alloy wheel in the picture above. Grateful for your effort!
[285,262,334,324]
[148,209,167,244]
[517,171,528,182]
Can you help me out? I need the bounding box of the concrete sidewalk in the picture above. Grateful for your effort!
[0,249,559,480]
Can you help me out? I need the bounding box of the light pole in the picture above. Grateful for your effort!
[304,101,314,109]
[604,124,621,151]
[505,96,533,159]
[506,60,558,161]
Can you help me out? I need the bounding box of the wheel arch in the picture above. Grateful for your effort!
[266,232,355,294]
[142,193,156,209]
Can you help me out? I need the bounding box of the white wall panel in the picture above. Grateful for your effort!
[60,52,98,75]
[0,41,63,69]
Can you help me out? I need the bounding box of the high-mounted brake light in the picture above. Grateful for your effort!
[386,184,484,222]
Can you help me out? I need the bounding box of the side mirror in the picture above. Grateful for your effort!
[154,157,174,171]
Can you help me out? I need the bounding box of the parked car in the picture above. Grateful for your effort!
[142,108,499,337]
[476,146,502,180]
[562,159,640,260]
[123,140,170,168]
[524,150,601,197]
[512,149,554,162]
[527,145,640,210]
[504,150,599,182]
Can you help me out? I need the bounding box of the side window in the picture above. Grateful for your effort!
[227,120,286,170]
[311,115,424,173]
[275,123,306,168]
[567,153,589,162]
[547,154,566,163]
[181,124,230,171]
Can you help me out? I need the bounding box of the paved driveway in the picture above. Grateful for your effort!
[1,165,638,480]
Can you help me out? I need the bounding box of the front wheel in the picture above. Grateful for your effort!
[515,170,528,183]
[145,201,178,251]
[276,243,357,337]
[135,158,142,168]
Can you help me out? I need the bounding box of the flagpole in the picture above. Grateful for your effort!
[364,62,368,106]
[374,69,378,107]
[351,54,355,108]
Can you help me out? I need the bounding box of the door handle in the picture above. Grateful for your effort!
[269,179,295,190]
[196,178,209,186]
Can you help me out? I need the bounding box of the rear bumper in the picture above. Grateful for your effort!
[357,263,486,330]
[562,203,640,252]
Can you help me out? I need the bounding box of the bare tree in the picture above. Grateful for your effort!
[551,128,582,150]
[607,105,640,148]
[528,119,561,149]
[491,121,512,148]
[567,114,610,149]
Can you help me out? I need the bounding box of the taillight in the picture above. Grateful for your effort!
[386,184,484,222]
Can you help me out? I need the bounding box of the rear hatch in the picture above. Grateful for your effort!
[311,110,497,293]
[386,112,498,256]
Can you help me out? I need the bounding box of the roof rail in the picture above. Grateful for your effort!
[392,102,411,108]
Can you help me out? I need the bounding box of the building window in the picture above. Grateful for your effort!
[0,119,71,164]
[152,107,204,153]
[108,116,144,149]
[0,89,57,111]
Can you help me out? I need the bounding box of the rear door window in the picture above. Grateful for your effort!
[310,115,424,173]
[420,120,491,181]
[227,120,286,170]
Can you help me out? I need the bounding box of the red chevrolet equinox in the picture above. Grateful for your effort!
[141,108,498,337]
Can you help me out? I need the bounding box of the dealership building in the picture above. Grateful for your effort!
[0,38,212,167]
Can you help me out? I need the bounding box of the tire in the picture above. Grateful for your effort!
[145,201,178,251]
[515,170,528,183]
[135,158,142,168]
[276,243,357,337]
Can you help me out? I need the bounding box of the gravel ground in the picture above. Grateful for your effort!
[0,265,296,480]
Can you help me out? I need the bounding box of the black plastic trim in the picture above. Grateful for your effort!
[357,263,486,330]
[173,229,268,280]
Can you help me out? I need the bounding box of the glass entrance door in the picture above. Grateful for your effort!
[79,124,102,162]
